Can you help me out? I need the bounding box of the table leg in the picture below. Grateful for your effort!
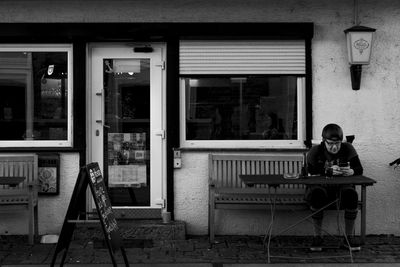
[360,185,366,244]
[264,187,277,263]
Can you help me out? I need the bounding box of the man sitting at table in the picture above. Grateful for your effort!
[306,123,363,252]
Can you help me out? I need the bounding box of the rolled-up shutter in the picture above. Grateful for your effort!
[179,40,305,75]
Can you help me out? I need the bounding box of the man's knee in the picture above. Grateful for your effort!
[307,186,328,209]
[340,188,358,210]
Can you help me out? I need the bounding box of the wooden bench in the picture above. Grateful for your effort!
[0,154,39,244]
[208,153,306,243]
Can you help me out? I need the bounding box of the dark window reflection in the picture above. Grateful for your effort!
[184,76,298,140]
[0,51,68,141]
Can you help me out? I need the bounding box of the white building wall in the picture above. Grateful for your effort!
[0,0,399,236]
[38,153,80,235]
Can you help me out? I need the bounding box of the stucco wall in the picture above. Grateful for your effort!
[172,0,400,236]
[0,153,79,235]
[0,0,399,236]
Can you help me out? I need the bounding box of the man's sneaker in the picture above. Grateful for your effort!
[342,236,361,251]
[310,236,323,252]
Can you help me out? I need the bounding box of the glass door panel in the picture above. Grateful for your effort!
[104,58,150,206]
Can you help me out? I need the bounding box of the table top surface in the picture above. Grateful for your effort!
[0,176,25,185]
[239,174,377,187]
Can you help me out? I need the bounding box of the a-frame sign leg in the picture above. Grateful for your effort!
[59,248,69,267]
[121,247,129,266]
[101,242,129,267]
[100,232,129,267]
[50,167,88,267]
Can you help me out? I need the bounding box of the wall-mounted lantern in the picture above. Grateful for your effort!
[344,25,376,90]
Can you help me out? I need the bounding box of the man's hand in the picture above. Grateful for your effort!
[332,165,354,176]
[332,165,343,176]
[340,167,354,176]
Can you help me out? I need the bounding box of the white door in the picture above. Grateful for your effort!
[88,43,166,211]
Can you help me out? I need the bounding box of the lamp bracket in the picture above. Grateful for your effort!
[350,65,362,90]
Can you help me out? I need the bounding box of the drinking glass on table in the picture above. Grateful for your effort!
[325,167,333,179]
[325,162,334,179]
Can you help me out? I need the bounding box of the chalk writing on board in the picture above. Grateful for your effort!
[86,163,120,239]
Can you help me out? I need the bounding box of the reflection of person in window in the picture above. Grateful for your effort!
[210,107,222,139]
[261,112,285,139]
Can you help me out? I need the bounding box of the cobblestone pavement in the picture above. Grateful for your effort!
[1,235,400,265]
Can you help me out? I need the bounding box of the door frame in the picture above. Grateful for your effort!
[86,42,167,213]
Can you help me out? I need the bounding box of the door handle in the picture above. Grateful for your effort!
[155,130,165,139]
[95,120,110,128]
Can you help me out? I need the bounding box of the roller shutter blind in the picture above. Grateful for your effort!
[179,40,305,75]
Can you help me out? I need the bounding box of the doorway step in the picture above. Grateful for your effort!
[73,220,186,248]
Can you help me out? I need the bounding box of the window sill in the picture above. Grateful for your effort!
[0,147,82,153]
[177,147,309,153]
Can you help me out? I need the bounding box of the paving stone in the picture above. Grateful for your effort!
[20,250,50,264]
[174,240,195,251]
[148,247,167,259]
[219,247,239,258]
[2,251,31,264]
[247,240,264,250]
[92,249,112,264]
[3,234,400,264]
[193,240,211,249]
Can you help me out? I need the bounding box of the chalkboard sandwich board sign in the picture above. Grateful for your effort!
[51,162,129,267]
[86,162,122,252]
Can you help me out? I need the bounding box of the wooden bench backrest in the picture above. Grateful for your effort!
[0,154,38,190]
[209,153,305,193]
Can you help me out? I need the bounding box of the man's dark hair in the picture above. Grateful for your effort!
[322,123,343,141]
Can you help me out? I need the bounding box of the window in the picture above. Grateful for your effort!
[0,44,73,147]
[179,40,306,148]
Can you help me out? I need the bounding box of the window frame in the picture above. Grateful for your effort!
[0,44,73,148]
[179,76,306,149]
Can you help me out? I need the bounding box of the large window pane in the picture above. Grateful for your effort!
[184,76,298,141]
[0,50,69,143]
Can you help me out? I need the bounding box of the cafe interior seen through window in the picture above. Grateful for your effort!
[184,76,298,141]
[0,46,71,147]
